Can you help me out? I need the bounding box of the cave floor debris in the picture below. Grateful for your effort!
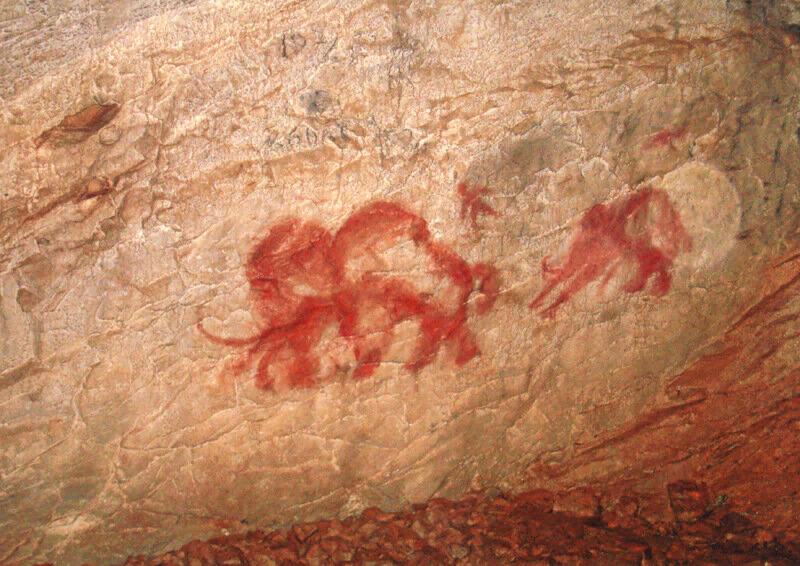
[107,482,798,566]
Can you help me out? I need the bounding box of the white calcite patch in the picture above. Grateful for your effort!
[656,161,741,269]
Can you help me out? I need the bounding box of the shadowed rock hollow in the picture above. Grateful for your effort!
[1,0,799,564]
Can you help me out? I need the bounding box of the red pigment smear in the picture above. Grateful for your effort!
[645,126,687,149]
[529,187,692,319]
[457,182,499,228]
[199,201,499,391]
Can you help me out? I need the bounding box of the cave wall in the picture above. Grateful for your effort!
[1,0,799,564]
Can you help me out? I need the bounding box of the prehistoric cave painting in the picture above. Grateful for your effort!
[199,201,500,391]
[645,125,687,150]
[529,187,692,318]
[457,182,499,228]
[34,102,121,148]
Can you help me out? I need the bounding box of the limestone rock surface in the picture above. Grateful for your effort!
[1,0,799,564]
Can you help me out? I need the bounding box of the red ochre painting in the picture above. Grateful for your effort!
[457,182,499,228]
[645,125,687,150]
[529,187,693,318]
[199,199,500,391]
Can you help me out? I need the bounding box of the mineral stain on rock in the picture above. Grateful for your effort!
[34,102,121,148]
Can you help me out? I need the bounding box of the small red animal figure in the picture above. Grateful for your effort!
[529,187,692,318]
[199,201,500,391]
[645,126,687,150]
[457,182,499,228]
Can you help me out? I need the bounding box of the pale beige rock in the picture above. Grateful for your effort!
[1,0,799,564]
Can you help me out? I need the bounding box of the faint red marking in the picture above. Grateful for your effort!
[199,201,500,391]
[529,187,692,318]
[645,126,687,149]
[457,182,499,228]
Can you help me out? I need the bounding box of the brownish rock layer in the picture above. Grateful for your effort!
[525,240,800,547]
[52,482,799,565]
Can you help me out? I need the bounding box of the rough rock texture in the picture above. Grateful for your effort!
[1,0,799,564]
[50,245,800,565]
[90,482,800,565]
